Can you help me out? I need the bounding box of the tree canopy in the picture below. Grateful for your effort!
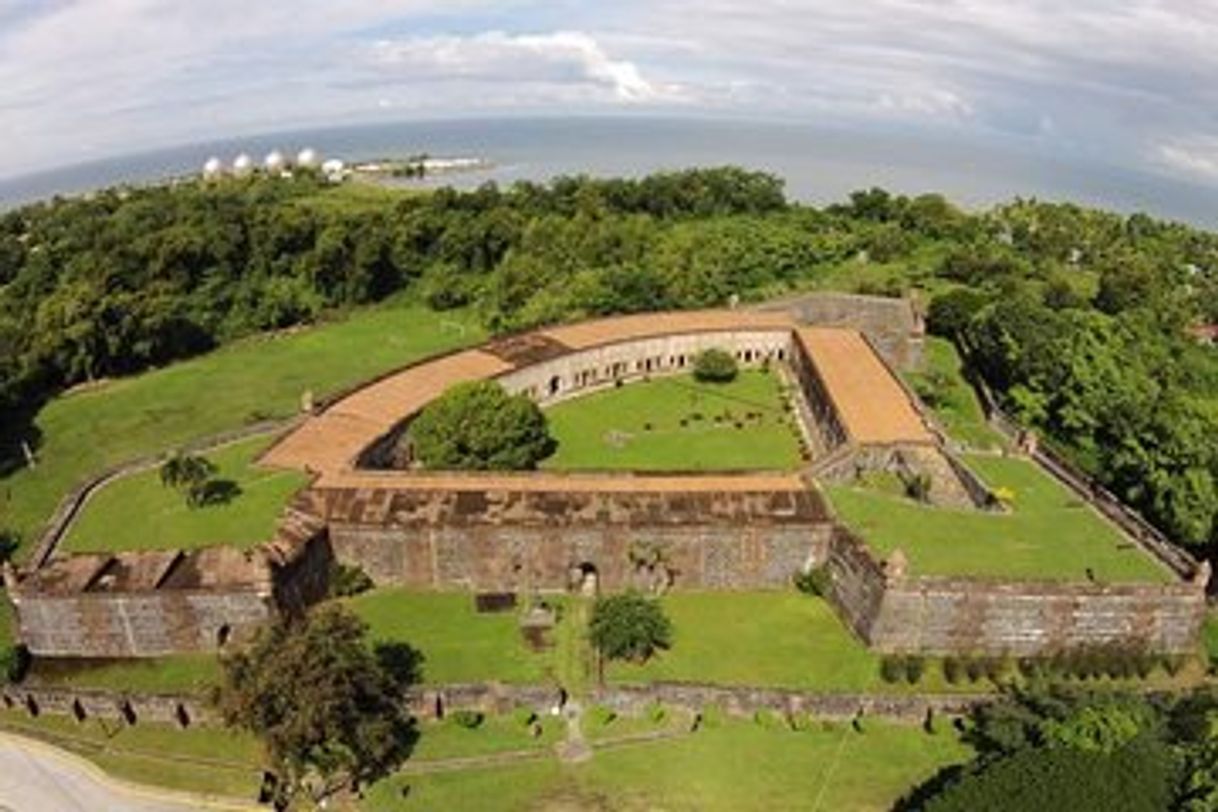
[588,590,673,664]
[410,380,555,470]
[213,604,416,805]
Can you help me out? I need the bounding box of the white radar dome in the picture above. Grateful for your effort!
[296,148,319,168]
[202,157,223,177]
[232,153,254,175]
[264,150,287,173]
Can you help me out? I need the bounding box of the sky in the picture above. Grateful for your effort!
[2,0,1218,185]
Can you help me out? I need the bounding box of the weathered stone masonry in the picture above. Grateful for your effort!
[299,485,832,592]
[823,528,1207,655]
[5,510,331,658]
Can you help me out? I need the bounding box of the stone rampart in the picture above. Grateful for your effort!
[821,528,1206,655]
[756,292,925,370]
[13,589,274,658]
[311,485,834,591]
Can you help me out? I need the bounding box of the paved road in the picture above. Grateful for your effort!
[0,733,251,812]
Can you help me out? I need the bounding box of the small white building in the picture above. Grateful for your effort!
[321,158,346,182]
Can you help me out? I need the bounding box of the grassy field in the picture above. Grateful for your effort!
[608,591,880,692]
[62,436,306,553]
[905,336,1008,451]
[0,709,263,799]
[367,718,971,811]
[829,454,1173,583]
[541,369,803,471]
[24,653,222,694]
[348,589,555,685]
[0,596,11,650]
[0,299,484,559]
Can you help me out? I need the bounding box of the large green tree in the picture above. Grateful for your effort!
[410,380,555,470]
[588,591,673,665]
[214,605,416,805]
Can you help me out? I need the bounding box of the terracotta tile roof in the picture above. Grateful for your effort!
[797,327,933,445]
[261,310,933,490]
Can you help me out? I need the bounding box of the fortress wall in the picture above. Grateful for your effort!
[822,530,1204,656]
[868,577,1205,655]
[327,522,833,592]
[787,337,849,452]
[12,590,273,658]
[758,292,925,370]
[494,329,795,405]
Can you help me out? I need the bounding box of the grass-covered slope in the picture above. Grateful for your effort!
[829,454,1173,583]
[1,300,483,557]
[541,369,803,471]
[62,436,306,553]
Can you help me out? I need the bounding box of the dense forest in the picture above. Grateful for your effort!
[900,687,1218,811]
[1,168,1216,552]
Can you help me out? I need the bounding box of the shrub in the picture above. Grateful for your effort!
[793,566,831,597]
[692,348,738,383]
[1162,654,1190,677]
[451,709,484,729]
[904,472,934,503]
[0,644,29,683]
[513,707,539,728]
[965,658,987,683]
[586,705,617,728]
[943,657,965,685]
[881,656,907,684]
[647,703,668,724]
[328,563,374,598]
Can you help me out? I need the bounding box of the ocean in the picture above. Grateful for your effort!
[1,116,1216,227]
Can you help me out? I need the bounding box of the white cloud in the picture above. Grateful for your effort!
[1155,138,1218,182]
[367,31,674,103]
[3,0,1218,184]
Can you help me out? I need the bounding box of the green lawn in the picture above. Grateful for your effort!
[61,436,306,554]
[367,718,971,812]
[0,299,484,559]
[411,713,564,761]
[906,336,1008,451]
[348,589,555,685]
[24,653,222,695]
[0,709,262,799]
[608,591,881,692]
[541,370,803,471]
[829,454,1173,583]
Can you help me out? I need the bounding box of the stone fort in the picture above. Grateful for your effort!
[5,294,1207,659]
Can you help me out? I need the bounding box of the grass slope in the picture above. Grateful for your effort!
[906,336,1008,451]
[62,436,306,553]
[24,653,222,695]
[367,719,971,812]
[349,589,553,685]
[541,369,803,471]
[1,300,484,557]
[829,454,1172,583]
